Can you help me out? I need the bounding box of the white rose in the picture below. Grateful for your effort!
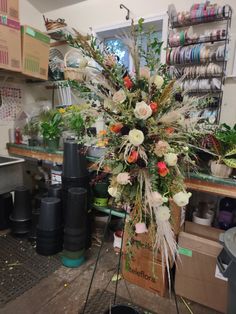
[134,101,152,120]
[108,186,118,198]
[164,153,178,166]
[116,172,131,185]
[79,58,88,68]
[173,191,192,207]
[140,67,150,80]
[128,129,144,146]
[112,89,126,104]
[150,191,164,207]
[155,206,171,221]
[150,75,164,89]
[135,222,148,234]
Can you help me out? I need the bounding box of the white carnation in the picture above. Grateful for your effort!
[128,129,144,146]
[150,191,164,207]
[164,153,178,166]
[116,172,131,185]
[173,191,192,207]
[155,206,171,221]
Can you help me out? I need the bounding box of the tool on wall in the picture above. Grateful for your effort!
[119,4,130,20]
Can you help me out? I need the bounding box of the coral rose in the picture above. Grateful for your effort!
[157,161,169,177]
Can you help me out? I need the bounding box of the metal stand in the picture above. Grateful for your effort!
[82,208,127,314]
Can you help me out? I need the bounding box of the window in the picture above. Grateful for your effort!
[96,17,164,72]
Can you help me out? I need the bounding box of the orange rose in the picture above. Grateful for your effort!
[157,161,169,177]
[124,76,133,89]
[150,102,158,113]
[110,123,123,133]
[165,127,174,135]
[127,150,139,163]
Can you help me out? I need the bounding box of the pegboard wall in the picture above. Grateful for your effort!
[0,84,23,123]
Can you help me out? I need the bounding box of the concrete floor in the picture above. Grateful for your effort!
[0,240,221,314]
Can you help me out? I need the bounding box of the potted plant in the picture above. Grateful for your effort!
[64,107,85,142]
[39,110,63,151]
[23,118,39,146]
[90,172,110,207]
[204,124,236,178]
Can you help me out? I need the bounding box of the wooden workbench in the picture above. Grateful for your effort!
[7,143,236,199]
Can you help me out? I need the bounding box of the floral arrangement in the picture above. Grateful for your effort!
[67,19,208,281]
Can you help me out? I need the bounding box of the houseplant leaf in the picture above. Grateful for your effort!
[223,158,236,169]
[225,147,236,157]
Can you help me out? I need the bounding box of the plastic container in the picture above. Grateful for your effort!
[193,210,214,226]
[38,197,62,231]
[11,186,31,221]
[65,188,87,229]
[63,140,88,179]
[104,305,141,314]
[0,192,13,230]
[48,184,62,199]
[61,255,85,268]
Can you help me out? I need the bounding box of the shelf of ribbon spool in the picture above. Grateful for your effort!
[168,59,225,67]
[170,11,231,29]
[168,37,229,48]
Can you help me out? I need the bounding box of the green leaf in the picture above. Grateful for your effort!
[225,147,236,157]
[112,163,124,174]
[223,158,236,168]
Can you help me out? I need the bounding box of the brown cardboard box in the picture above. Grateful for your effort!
[122,254,167,297]
[0,0,19,21]
[0,16,21,72]
[21,25,50,80]
[175,225,227,313]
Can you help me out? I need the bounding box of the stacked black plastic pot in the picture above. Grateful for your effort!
[61,140,90,267]
[62,140,89,199]
[29,192,47,241]
[62,187,87,267]
[36,197,63,255]
[0,192,13,230]
[10,186,32,235]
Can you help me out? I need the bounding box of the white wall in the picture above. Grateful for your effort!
[19,0,44,30]
[45,0,236,126]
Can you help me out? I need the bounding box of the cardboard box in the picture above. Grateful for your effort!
[122,254,167,297]
[0,16,21,72]
[0,0,19,21]
[21,25,50,80]
[175,225,227,313]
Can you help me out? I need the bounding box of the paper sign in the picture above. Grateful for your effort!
[178,247,192,257]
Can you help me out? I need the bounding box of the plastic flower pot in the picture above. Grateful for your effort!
[62,249,85,259]
[210,160,233,178]
[38,197,62,231]
[48,184,62,199]
[63,140,88,179]
[113,230,123,249]
[0,192,13,230]
[10,186,32,235]
[61,255,85,268]
[11,186,31,221]
[44,137,60,151]
[64,188,87,229]
[36,227,63,256]
[104,305,141,314]
[28,209,40,240]
[28,138,38,147]
[93,182,109,198]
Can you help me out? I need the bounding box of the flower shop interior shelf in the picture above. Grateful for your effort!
[167,3,232,123]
